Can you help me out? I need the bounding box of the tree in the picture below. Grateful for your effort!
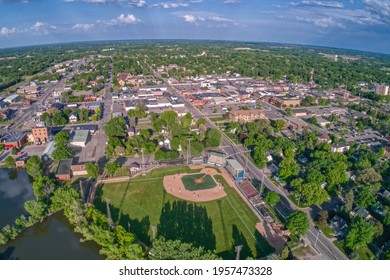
[25,156,43,180]
[317,210,329,226]
[103,116,127,137]
[24,200,47,221]
[287,211,310,236]
[150,237,221,260]
[204,129,222,148]
[357,168,382,185]
[54,131,70,145]
[308,116,318,125]
[345,189,354,211]
[294,182,328,206]
[85,162,99,179]
[105,162,120,177]
[5,156,16,168]
[264,191,280,207]
[11,146,18,155]
[278,157,299,181]
[355,187,378,209]
[285,107,292,117]
[180,112,192,128]
[52,145,72,161]
[345,217,376,250]
[272,119,286,133]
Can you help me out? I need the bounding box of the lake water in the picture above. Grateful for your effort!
[0,169,103,260]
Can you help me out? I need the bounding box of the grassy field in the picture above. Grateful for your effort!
[95,166,274,259]
[181,174,216,191]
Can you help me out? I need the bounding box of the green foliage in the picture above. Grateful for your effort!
[345,217,376,251]
[24,200,47,221]
[264,191,280,207]
[355,187,378,209]
[105,162,120,177]
[155,149,180,161]
[52,145,73,161]
[293,181,328,206]
[204,129,222,148]
[150,237,221,260]
[5,156,16,168]
[103,116,127,137]
[85,162,100,179]
[287,211,310,236]
[11,146,18,155]
[308,116,318,125]
[180,112,192,128]
[278,157,300,181]
[32,175,55,198]
[25,155,44,180]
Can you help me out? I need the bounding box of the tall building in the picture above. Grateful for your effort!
[375,84,389,96]
[32,126,50,144]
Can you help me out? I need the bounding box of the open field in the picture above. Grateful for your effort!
[181,174,217,191]
[95,166,274,259]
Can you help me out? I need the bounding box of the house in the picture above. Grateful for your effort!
[69,130,89,147]
[331,143,350,153]
[352,206,372,221]
[229,109,265,123]
[15,156,28,168]
[70,164,88,176]
[69,114,78,123]
[55,158,73,181]
[127,126,136,137]
[225,158,245,181]
[330,215,348,238]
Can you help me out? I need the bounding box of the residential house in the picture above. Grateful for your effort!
[69,114,78,123]
[330,215,348,238]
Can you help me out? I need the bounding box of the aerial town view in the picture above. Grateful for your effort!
[0,0,389,262]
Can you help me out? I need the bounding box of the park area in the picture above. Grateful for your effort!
[94,166,274,259]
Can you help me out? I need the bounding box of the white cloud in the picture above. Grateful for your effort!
[31,21,57,34]
[363,0,390,18]
[63,0,147,6]
[296,16,345,28]
[0,27,16,36]
[72,23,94,31]
[179,13,237,26]
[104,14,141,25]
[223,0,240,3]
[289,1,344,8]
[127,0,147,7]
[152,2,189,8]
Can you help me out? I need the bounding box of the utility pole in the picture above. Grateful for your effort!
[259,172,265,196]
[187,138,192,165]
[141,148,145,175]
[235,245,243,260]
[105,197,114,228]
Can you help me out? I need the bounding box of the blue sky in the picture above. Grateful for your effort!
[1,0,390,53]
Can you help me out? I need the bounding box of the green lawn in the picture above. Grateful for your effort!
[314,222,335,238]
[95,166,274,259]
[113,165,130,177]
[181,174,217,191]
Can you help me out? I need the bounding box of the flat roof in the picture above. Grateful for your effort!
[226,158,244,170]
[56,158,73,175]
[70,130,89,143]
[0,131,26,143]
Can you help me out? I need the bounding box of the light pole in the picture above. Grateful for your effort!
[187,138,192,165]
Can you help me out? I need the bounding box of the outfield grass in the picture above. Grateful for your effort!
[181,174,217,191]
[95,166,274,259]
[113,166,130,177]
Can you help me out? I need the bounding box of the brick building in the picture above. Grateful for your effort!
[32,126,50,145]
[229,109,265,123]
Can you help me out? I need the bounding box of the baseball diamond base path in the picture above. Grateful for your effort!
[163,165,228,202]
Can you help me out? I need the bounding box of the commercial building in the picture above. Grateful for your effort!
[229,109,265,123]
[32,126,50,145]
[4,94,21,103]
[69,130,89,147]
[0,132,27,149]
[375,84,389,96]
